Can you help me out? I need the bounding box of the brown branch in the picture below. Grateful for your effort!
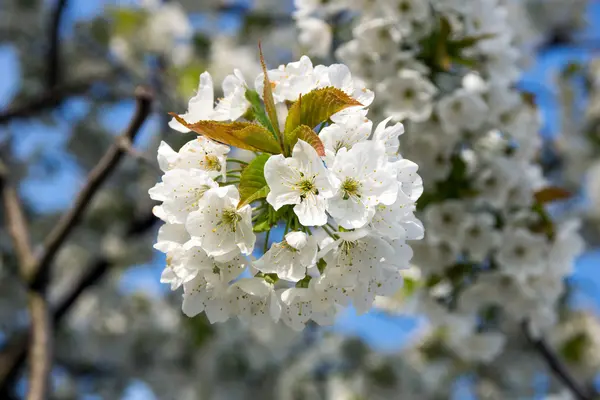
[523,322,595,400]
[47,0,70,89]
[0,161,51,400]
[116,137,161,172]
[25,293,52,400]
[0,87,154,398]
[31,86,154,290]
[0,161,35,270]
[0,80,98,125]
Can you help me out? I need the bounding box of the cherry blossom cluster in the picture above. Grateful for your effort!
[296,0,585,363]
[149,56,423,330]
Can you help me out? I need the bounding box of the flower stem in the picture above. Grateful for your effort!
[226,158,248,165]
[263,229,270,254]
[284,212,293,235]
[321,224,337,239]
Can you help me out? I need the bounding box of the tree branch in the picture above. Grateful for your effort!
[0,161,35,270]
[0,87,154,398]
[0,80,101,125]
[47,0,70,89]
[0,161,51,400]
[25,293,52,400]
[523,322,595,400]
[31,86,154,290]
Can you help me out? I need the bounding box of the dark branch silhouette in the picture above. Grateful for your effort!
[523,322,595,400]
[47,0,70,89]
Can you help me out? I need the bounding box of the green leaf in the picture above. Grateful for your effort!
[560,333,589,364]
[175,62,207,99]
[284,125,325,157]
[238,154,271,208]
[168,115,281,154]
[252,218,272,233]
[435,17,452,71]
[109,8,148,37]
[401,277,419,298]
[259,44,282,141]
[284,87,362,134]
[245,89,276,134]
[450,33,495,50]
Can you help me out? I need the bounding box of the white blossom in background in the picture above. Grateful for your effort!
[295,0,585,370]
[150,55,423,331]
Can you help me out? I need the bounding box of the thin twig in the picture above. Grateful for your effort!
[47,0,70,89]
[522,322,594,400]
[116,137,160,172]
[0,161,35,270]
[0,79,103,124]
[31,86,153,290]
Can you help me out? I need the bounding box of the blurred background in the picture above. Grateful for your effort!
[2,0,600,399]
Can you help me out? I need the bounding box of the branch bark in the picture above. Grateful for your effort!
[523,322,595,400]
[0,161,51,400]
[0,161,35,270]
[25,293,52,400]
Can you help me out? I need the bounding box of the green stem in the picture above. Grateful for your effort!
[321,225,337,239]
[284,212,293,236]
[227,169,244,174]
[263,229,271,254]
[226,158,248,165]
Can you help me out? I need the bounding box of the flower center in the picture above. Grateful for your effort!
[298,178,318,198]
[513,245,526,259]
[334,140,350,153]
[204,155,221,171]
[341,240,356,255]
[398,1,411,13]
[341,178,361,200]
[188,185,212,210]
[281,240,298,253]
[221,208,241,232]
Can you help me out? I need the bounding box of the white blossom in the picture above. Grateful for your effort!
[254,231,318,282]
[148,169,218,224]
[264,140,335,226]
[186,185,256,261]
[328,141,398,229]
[169,72,218,133]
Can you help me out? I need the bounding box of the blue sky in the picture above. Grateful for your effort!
[2,0,600,366]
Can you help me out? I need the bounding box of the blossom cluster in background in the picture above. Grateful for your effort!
[294,0,586,380]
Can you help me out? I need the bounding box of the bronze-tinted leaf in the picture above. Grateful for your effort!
[534,187,572,204]
[169,114,281,154]
[259,43,281,139]
[284,87,362,134]
[285,125,325,157]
